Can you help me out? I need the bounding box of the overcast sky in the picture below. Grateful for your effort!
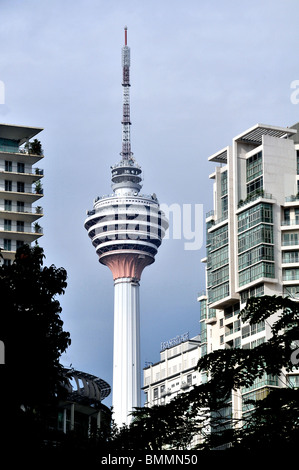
[1,0,299,408]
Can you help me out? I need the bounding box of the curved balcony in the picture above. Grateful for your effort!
[85,194,168,264]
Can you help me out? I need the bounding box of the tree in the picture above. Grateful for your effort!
[0,244,71,444]
[25,139,43,155]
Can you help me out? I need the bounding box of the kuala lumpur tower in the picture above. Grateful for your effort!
[84,27,168,427]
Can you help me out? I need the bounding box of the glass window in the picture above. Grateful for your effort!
[4,219,11,231]
[207,282,229,303]
[246,151,263,182]
[284,208,290,222]
[5,180,12,191]
[17,201,24,212]
[4,239,11,251]
[239,262,275,286]
[282,251,299,263]
[5,161,12,172]
[283,285,299,299]
[288,374,299,388]
[239,245,274,270]
[282,232,299,246]
[238,224,273,253]
[242,325,250,339]
[17,182,24,192]
[221,171,228,196]
[247,176,263,196]
[210,224,229,251]
[17,162,25,173]
[17,221,24,232]
[4,200,12,211]
[283,268,299,281]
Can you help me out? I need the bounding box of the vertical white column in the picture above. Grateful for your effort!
[113,277,141,428]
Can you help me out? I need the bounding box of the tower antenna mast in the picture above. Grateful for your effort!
[121,26,132,161]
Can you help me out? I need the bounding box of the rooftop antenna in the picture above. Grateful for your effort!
[121,26,133,161]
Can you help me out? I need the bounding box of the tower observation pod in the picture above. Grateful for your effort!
[84,27,168,428]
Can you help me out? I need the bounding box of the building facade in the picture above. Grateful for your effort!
[199,121,299,424]
[55,368,111,438]
[0,123,44,264]
[143,333,201,407]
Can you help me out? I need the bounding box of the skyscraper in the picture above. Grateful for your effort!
[199,121,299,424]
[84,27,168,427]
[0,123,44,264]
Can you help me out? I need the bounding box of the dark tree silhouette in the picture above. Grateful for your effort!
[0,244,71,445]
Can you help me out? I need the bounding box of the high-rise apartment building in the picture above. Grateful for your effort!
[199,121,299,423]
[0,123,44,264]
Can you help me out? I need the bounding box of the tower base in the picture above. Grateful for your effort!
[112,277,141,427]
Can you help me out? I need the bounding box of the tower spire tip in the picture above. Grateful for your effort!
[124,26,128,46]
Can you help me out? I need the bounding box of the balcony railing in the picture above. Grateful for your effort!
[1,226,43,234]
[206,210,215,218]
[238,192,272,209]
[210,213,228,226]
[0,144,43,157]
[285,195,299,203]
[1,167,44,176]
[283,272,299,281]
[281,219,299,226]
[3,206,43,214]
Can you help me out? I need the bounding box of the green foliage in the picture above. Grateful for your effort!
[25,139,43,155]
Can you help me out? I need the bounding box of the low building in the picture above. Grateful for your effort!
[143,332,201,407]
[56,368,111,437]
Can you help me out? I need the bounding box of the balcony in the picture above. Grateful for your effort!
[1,206,43,222]
[285,195,299,203]
[0,225,43,243]
[0,147,44,164]
[283,265,299,283]
[281,219,299,227]
[206,210,215,219]
[0,187,43,203]
[237,192,273,209]
[282,240,299,247]
[0,168,44,184]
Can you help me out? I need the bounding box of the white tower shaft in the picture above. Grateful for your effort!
[113,278,140,426]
